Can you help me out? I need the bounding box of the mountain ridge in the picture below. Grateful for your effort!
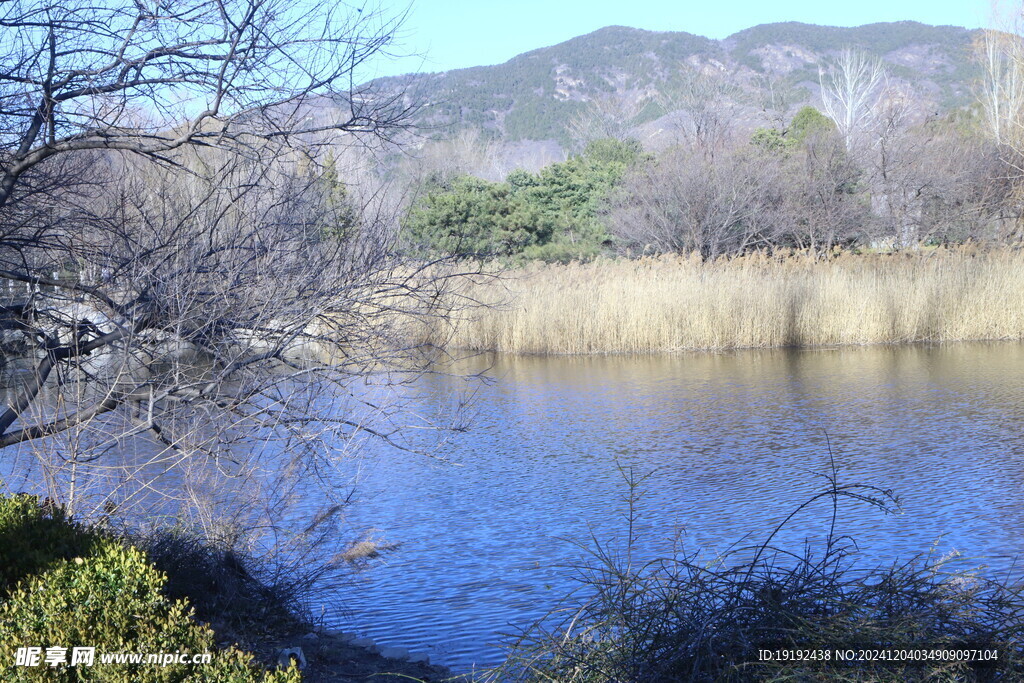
[357,21,984,153]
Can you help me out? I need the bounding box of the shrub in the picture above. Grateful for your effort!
[404,175,556,257]
[488,467,1024,682]
[404,138,644,262]
[0,495,106,597]
[0,496,298,682]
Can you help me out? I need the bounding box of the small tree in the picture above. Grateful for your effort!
[789,106,837,146]
[317,150,361,241]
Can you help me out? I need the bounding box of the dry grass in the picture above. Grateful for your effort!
[485,466,1024,682]
[428,247,1024,354]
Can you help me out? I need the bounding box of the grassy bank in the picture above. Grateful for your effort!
[432,248,1024,354]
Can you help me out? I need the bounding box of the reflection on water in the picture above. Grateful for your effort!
[333,343,1024,672]
[4,342,1024,673]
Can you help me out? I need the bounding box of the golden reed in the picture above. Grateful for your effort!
[427,248,1024,354]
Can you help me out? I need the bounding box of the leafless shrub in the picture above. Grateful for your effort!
[488,462,1024,682]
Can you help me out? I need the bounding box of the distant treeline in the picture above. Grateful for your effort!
[399,104,1014,262]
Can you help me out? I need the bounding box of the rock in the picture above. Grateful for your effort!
[301,632,319,642]
[349,637,376,650]
[336,631,359,643]
[408,652,431,664]
[379,646,410,661]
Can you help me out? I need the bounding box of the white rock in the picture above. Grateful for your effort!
[276,647,306,670]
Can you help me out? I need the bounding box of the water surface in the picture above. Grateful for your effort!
[4,342,1024,673]
[335,343,1024,671]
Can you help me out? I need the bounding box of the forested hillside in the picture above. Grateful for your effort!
[362,21,980,148]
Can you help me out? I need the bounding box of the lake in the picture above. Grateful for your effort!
[331,342,1024,672]
[3,342,1024,674]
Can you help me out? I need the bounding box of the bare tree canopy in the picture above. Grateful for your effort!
[819,49,887,153]
[0,1,471,520]
[977,29,1024,147]
[610,145,788,259]
[567,93,649,152]
[663,68,737,156]
[0,0,414,209]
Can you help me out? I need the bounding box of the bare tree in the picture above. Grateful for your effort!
[782,125,871,255]
[610,145,786,259]
[0,1,474,521]
[977,29,1024,147]
[753,74,803,130]
[663,68,738,158]
[413,128,504,182]
[13,151,474,511]
[0,0,415,210]
[819,49,887,153]
[974,10,1024,240]
[867,91,925,247]
[915,132,1011,244]
[865,92,1013,248]
[567,93,649,151]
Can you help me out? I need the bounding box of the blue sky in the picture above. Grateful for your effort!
[365,0,989,79]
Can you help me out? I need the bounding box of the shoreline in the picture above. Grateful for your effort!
[442,335,1024,357]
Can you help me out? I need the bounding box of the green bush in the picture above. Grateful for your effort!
[404,138,644,262]
[404,175,556,257]
[0,495,106,597]
[0,496,298,682]
[788,105,836,145]
[751,106,836,155]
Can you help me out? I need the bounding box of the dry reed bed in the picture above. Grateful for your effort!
[433,248,1024,354]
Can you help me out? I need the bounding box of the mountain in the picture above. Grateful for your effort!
[355,21,983,157]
